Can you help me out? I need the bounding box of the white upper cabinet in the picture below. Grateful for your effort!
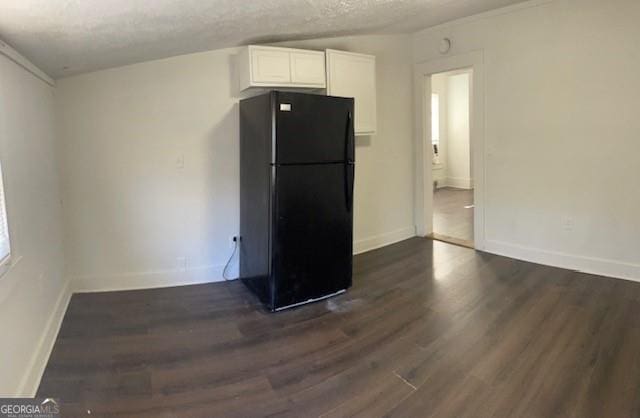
[238,46,326,90]
[325,49,377,136]
[290,51,326,85]
[237,46,377,135]
[250,47,291,84]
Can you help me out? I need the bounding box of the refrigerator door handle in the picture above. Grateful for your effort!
[345,162,354,212]
[345,111,354,162]
[344,111,354,212]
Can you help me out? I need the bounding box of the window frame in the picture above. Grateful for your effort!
[0,160,12,277]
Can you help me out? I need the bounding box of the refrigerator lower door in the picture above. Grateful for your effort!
[273,163,353,310]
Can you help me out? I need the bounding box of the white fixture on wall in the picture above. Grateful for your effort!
[439,38,452,54]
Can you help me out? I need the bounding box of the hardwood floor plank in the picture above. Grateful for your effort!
[433,187,474,244]
[36,237,640,417]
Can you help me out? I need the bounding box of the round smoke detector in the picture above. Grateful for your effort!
[439,38,452,54]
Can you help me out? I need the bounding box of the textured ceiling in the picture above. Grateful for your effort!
[0,0,527,78]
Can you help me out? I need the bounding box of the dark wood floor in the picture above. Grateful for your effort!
[433,187,474,244]
[38,238,640,417]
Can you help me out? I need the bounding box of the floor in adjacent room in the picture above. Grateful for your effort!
[433,187,474,245]
[38,238,640,417]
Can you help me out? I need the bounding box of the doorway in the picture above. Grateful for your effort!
[430,69,473,247]
[413,51,485,250]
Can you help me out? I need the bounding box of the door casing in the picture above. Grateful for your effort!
[413,50,486,250]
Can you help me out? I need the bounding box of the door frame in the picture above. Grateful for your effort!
[413,50,486,250]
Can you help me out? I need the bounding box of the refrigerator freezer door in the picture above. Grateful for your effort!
[273,163,353,309]
[275,92,354,164]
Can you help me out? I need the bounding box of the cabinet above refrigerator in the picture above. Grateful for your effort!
[236,45,376,136]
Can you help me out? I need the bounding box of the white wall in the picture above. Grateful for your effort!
[431,70,473,190]
[57,47,242,292]
[431,73,448,187]
[413,0,640,280]
[0,53,67,395]
[445,71,472,189]
[56,34,415,292]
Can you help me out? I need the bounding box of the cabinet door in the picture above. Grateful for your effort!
[250,47,291,84]
[289,51,326,87]
[326,50,377,135]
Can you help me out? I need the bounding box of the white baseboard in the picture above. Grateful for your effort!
[71,228,421,292]
[72,228,422,292]
[17,279,72,396]
[445,177,473,189]
[72,263,233,293]
[484,239,640,283]
[354,226,416,255]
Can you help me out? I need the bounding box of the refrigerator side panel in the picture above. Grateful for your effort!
[240,93,275,310]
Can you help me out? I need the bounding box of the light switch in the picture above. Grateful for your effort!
[176,154,184,169]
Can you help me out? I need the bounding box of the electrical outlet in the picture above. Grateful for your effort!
[175,154,184,169]
[562,217,574,231]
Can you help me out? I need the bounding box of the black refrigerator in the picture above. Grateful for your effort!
[239,91,355,312]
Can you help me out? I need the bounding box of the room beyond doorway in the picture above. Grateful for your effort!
[430,69,474,247]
